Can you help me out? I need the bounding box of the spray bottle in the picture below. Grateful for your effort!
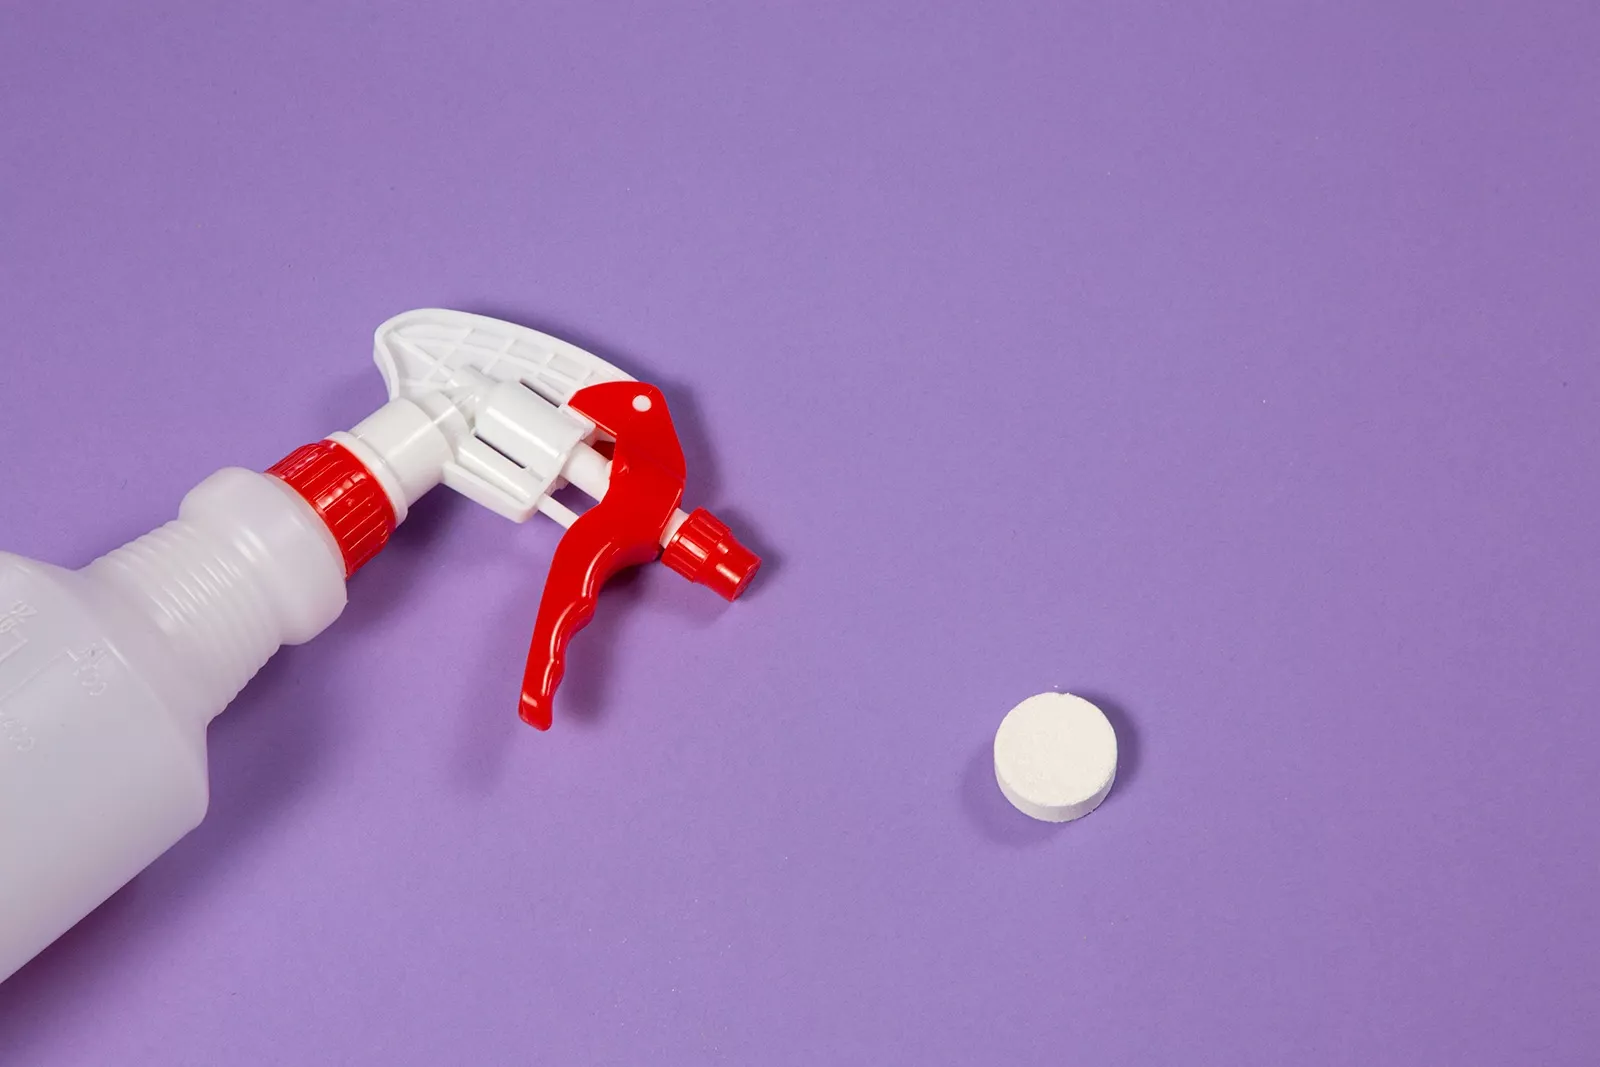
[0,309,760,982]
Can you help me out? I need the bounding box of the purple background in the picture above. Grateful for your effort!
[2,2,1598,1063]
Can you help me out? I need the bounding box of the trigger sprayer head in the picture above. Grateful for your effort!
[352,310,763,730]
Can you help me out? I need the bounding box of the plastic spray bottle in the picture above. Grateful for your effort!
[0,309,760,981]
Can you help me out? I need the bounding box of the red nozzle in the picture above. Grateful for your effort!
[662,509,761,600]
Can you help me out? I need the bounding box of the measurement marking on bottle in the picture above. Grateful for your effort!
[0,641,120,752]
[69,644,109,697]
[0,602,42,750]
[0,601,37,668]
[0,711,34,752]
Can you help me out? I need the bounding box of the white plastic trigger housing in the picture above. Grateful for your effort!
[330,310,635,527]
[375,308,634,407]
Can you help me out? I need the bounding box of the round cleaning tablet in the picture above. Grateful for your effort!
[994,692,1118,822]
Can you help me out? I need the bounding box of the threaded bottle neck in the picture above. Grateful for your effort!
[85,519,282,721]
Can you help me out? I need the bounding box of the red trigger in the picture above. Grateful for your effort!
[518,382,687,729]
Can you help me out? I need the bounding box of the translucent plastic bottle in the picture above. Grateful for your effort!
[0,467,352,980]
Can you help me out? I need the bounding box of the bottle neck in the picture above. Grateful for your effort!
[86,519,284,721]
[84,467,352,726]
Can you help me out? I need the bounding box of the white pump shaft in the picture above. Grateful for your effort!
[549,444,690,544]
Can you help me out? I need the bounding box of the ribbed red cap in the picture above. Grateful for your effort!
[267,441,396,578]
[660,508,761,601]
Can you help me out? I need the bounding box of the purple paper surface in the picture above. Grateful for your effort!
[2,3,1597,1064]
